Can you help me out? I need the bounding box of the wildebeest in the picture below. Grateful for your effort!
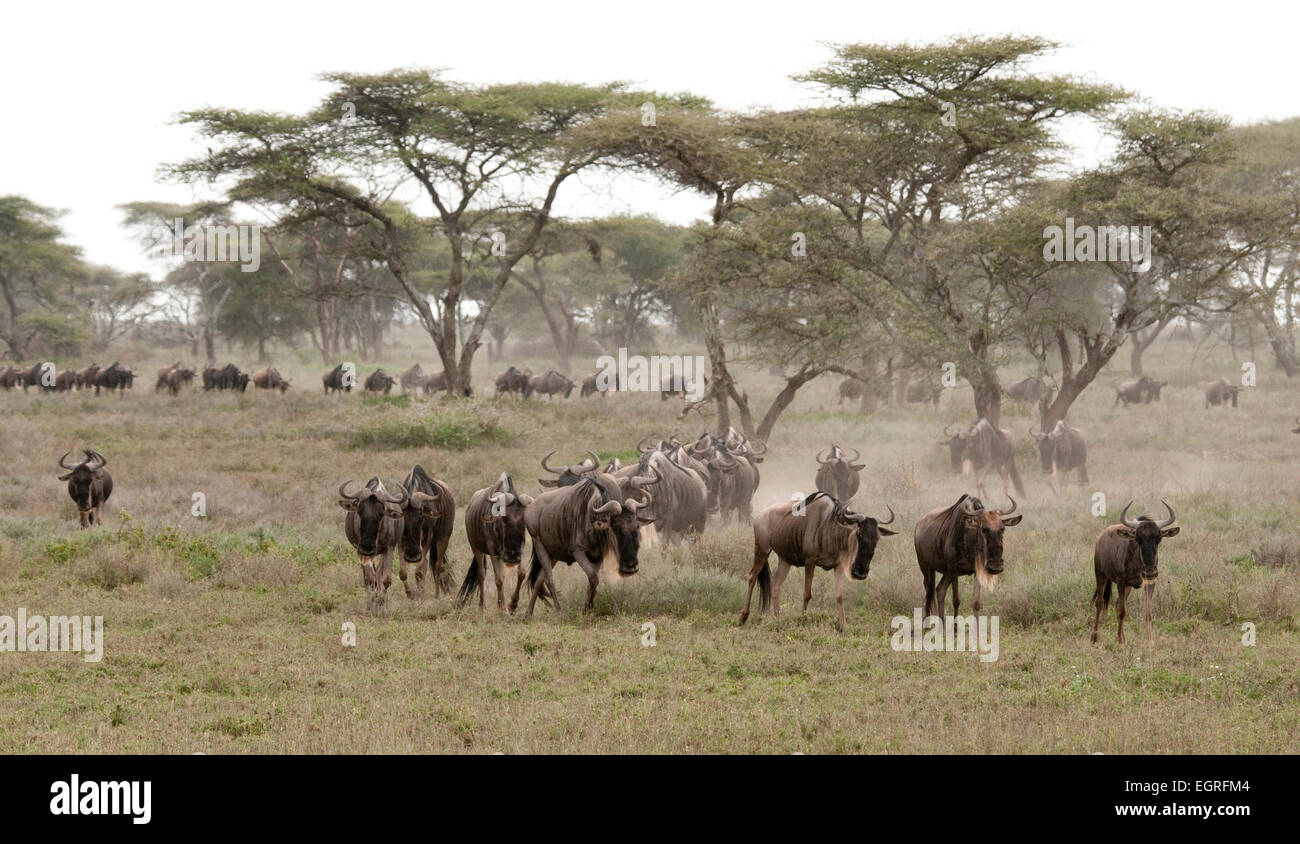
[77,363,100,390]
[537,450,602,488]
[740,492,897,631]
[322,363,353,394]
[1091,501,1178,644]
[940,418,1025,500]
[155,362,183,391]
[338,478,407,612]
[528,369,575,399]
[252,367,289,392]
[21,362,54,392]
[494,365,532,398]
[0,365,24,389]
[399,363,428,393]
[93,362,133,395]
[57,450,113,528]
[523,473,654,616]
[814,445,863,502]
[423,369,473,396]
[457,473,535,611]
[1004,376,1051,404]
[616,448,705,544]
[686,433,753,523]
[1029,421,1088,490]
[203,363,247,391]
[914,494,1021,623]
[1204,377,1241,408]
[159,365,194,396]
[54,368,78,392]
[396,465,456,599]
[1114,375,1165,407]
[837,378,866,404]
[363,368,394,394]
[580,371,616,398]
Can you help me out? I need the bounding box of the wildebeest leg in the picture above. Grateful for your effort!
[1115,585,1131,644]
[950,576,960,618]
[360,557,381,613]
[510,564,526,614]
[1090,575,1107,644]
[934,572,952,626]
[739,545,771,625]
[488,555,503,611]
[573,550,600,612]
[922,568,936,618]
[398,557,414,599]
[379,550,394,607]
[770,560,792,618]
[802,564,816,615]
[834,565,848,631]
[526,546,561,617]
[1143,583,1155,642]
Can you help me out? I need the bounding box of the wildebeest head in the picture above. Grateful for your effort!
[484,475,533,565]
[58,450,107,527]
[815,445,863,498]
[957,495,1022,581]
[1117,500,1178,581]
[338,478,406,557]
[538,450,601,488]
[1029,422,1071,473]
[397,479,442,564]
[584,479,653,575]
[941,424,970,472]
[811,492,898,580]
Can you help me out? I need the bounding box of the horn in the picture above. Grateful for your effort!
[943,424,954,438]
[750,439,767,456]
[410,490,438,508]
[844,446,860,462]
[1156,499,1175,529]
[579,451,601,472]
[590,497,622,516]
[625,489,652,513]
[816,448,831,465]
[998,496,1017,516]
[631,467,661,487]
[1120,500,1140,529]
[876,504,896,526]
[1029,426,1044,441]
[338,481,365,501]
[382,485,409,506]
[540,450,568,475]
[637,435,659,454]
[488,491,515,507]
[842,510,869,523]
[58,451,77,470]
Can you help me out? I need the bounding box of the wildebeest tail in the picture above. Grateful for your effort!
[1008,456,1026,498]
[1092,578,1112,608]
[457,557,482,606]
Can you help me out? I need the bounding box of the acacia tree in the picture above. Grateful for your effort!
[171,72,644,394]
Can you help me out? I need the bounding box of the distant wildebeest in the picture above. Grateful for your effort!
[57,450,113,528]
[1091,501,1179,644]
[458,473,535,612]
[399,363,428,393]
[1292,415,1300,434]
[914,494,1021,624]
[21,362,54,392]
[1203,377,1241,408]
[93,362,133,395]
[940,418,1026,500]
[422,369,471,396]
[659,369,701,401]
[1114,375,1165,407]
[528,369,575,399]
[814,445,864,502]
[1029,421,1088,491]
[363,368,394,394]
[740,492,897,631]
[252,367,289,392]
[523,473,654,616]
[0,365,24,389]
[322,363,353,394]
[1004,376,1052,404]
[494,365,532,398]
[537,450,602,488]
[396,465,456,599]
[580,370,618,398]
[904,380,941,405]
[838,378,866,404]
[161,366,194,396]
[155,362,183,391]
[77,363,100,390]
[338,478,407,612]
[687,432,758,524]
[54,368,78,392]
[615,448,704,544]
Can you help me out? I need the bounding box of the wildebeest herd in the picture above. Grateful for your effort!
[51,410,1193,643]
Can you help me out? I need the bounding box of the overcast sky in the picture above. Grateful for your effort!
[5,0,1297,278]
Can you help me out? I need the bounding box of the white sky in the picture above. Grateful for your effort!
[5,0,1297,278]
